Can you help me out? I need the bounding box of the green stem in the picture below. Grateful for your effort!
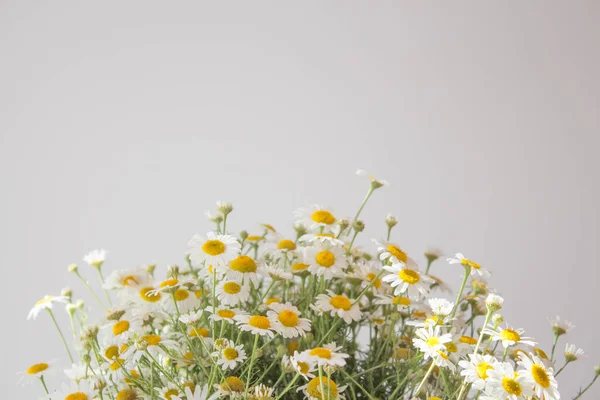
[555,361,571,377]
[340,368,378,400]
[415,362,435,396]
[274,373,300,400]
[550,333,560,362]
[47,309,74,362]
[473,309,492,354]
[39,376,49,394]
[245,334,260,393]
[347,187,374,237]
[573,374,599,399]
[95,267,113,307]
[75,271,107,310]
[449,266,471,321]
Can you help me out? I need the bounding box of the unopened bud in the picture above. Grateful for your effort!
[385,214,398,228]
[82,354,92,365]
[491,313,504,327]
[61,287,72,298]
[594,365,600,376]
[239,231,249,240]
[68,263,78,273]
[145,263,156,276]
[352,220,365,233]
[294,223,307,238]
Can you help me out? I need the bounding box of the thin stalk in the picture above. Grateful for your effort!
[449,266,471,321]
[414,362,435,396]
[473,309,492,354]
[47,309,74,362]
[39,376,49,394]
[75,271,107,310]
[95,266,113,307]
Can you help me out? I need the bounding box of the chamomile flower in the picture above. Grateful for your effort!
[548,315,575,336]
[107,316,143,341]
[375,294,412,311]
[297,376,346,400]
[18,360,57,386]
[187,232,240,267]
[161,287,201,314]
[518,352,560,400]
[433,350,456,372]
[216,376,245,397]
[267,302,311,338]
[412,326,453,360]
[83,249,107,267]
[356,169,389,188]
[64,363,90,382]
[158,382,182,400]
[381,263,433,300]
[483,325,537,349]
[486,362,534,400]
[564,343,585,361]
[304,241,347,279]
[211,340,247,370]
[206,306,247,324]
[447,253,490,277]
[294,205,337,230]
[235,314,276,337]
[27,295,69,320]
[458,353,497,390]
[353,260,385,292]
[171,384,219,400]
[216,279,250,306]
[374,239,416,266]
[290,351,316,380]
[103,266,152,290]
[49,379,98,400]
[226,255,260,285]
[253,384,275,399]
[314,291,361,324]
[427,298,454,317]
[178,309,203,325]
[297,342,349,367]
[262,263,293,281]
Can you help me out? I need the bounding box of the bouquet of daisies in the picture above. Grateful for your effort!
[23,171,598,400]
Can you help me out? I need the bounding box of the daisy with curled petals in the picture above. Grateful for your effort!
[458,353,497,390]
[564,343,585,362]
[104,266,152,290]
[294,204,337,231]
[178,309,203,325]
[18,360,57,386]
[427,298,454,317]
[197,263,225,283]
[356,168,389,188]
[267,302,311,338]
[49,379,98,400]
[27,295,70,320]
[127,284,164,315]
[290,351,316,380]
[226,255,260,285]
[548,315,575,336]
[373,239,416,266]
[205,306,247,324]
[375,293,413,312]
[314,291,361,324]
[172,384,219,400]
[215,279,250,306]
[296,342,349,367]
[262,263,293,282]
[518,352,560,400]
[483,325,536,349]
[381,263,433,300]
[304,241,347,279]
[486,361,534,400]
[297,376,346,400]
[433,350,456,372]
[211,339,247,370]
[253,384,275,400]
[447,253,490,277]
[186,232,240,267]
[83,249,107,268]
[158,382,182,400]
[412,326,453,360]
[234,314,276,337]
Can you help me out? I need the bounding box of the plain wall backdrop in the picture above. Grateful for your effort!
[1,1,599,398]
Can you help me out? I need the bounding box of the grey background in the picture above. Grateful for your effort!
[1,1,599,398]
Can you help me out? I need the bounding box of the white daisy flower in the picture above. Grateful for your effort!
[483,325,537,349]
[106,316,144,340]
[234,314,276,337]
[161,287,201,314]
[297,376,346,400]
[83,249,107,267]
[17,360,57,386]
[447,253,490,277]
[374,294,413,311]
[290,351,316,380]
[226,255,260,285]
[178,309,203,325]
[103,266,152,290]
[564,343,585,361]
[252,384,275,399]
[262,263,293,282]
[458,353,497,390]
[548,315,575,336]
[518,352,560,400]
[352,260,386,292]
[171,384,219,400]
[27,295,69,320]
[215,376,246,397]
[294,204,337,231]
[356,169,389,188]
[205,306,247,324]
[49,379,98,400]
[412,326,453,360]
[432,349,456,372]
[197,262,225,283]
[296,342,349,367]
[304,242,347,279]
[314,291,361,324]
[211,340,247,370]
[373,239,416,266]
[215,279,250,306]
[299,232,345,246]
[64,363,91,382]
[381,263,433,300]
[158,382,182,400]
[267,302,311,338]
[186,232,240,267]
[486,361,534,400]
[427,298,454,317]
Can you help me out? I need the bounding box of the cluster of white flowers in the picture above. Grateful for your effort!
[21,170,599,400]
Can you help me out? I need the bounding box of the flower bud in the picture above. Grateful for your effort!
[485,294,504,312]
[68,263,78,273]
[352,220,365,233]
[385,214,398,228]
[491,313,504,327]
[145,263,156,276]
[216,201,233,216]
[239,230,249,240]
[594,365,600,376]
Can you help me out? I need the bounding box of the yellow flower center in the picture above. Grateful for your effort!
[500,329,521,343]
[116,389,137,400]
[459,336,478,345]
[139,287,161,302]
[26,363,49,375]
[366,273,381,288]
[202,240,226,256]
[531,364,551,388]
[221,376,244,392]
[65,394,88,400]
[292,263,309,272]
[190,327,209,337]
[109,359,125,370]
[534,347,549,360]
[476,362,493,379]
[262,223,276,232]
[392,296,411,306]
[217,309,235,319]
[329,295,352,311]
[315,250,335,267]
[278,310,299,327]
[160,278,179,288]
[398,269,420,284]
[502,376,522,396]
[311,210,335,225]
[143,334,162,346]
[223,282,242,294]
[223,347,239,360]
[426,337,440,347]
[246,235,262,241]
[277,240,297,251]
[445,342,458,353]
[230,256,257,273]
[163,389,179,400]
[121,275,138,286]
[309,347,332,359]
[461,258,481,269]
[306,377,338,399]
[387,245,408,263]
[266,297,281,305]
[296,360,310,374]
[248,315,271,330]
[113,320,130,335]
[105,345,119,360]
[173,289,189,301]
